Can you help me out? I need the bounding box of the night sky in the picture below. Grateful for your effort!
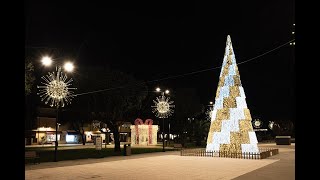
[25,1,295,122]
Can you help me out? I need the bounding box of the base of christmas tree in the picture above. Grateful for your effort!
[180,148,279,159]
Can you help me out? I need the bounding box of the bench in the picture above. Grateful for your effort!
[173,144,183,149]
[25,151,40,164]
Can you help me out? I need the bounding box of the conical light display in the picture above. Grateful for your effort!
[206,35,259,154]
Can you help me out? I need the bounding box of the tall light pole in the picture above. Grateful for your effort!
[164,89,171,145]
[37,56,76,162]
[168,117,171,145]
[151,87,174,152]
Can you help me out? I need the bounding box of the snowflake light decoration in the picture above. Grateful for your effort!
[37,66,76,108]
[268,121,274,130]
[252,119,263,128]
[151,95,175,118]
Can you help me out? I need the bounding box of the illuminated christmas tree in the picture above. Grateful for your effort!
[206,35,259,154]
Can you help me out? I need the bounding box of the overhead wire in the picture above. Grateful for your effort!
[73,38,295,97]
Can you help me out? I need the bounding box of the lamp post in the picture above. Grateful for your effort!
[168,117,171,145]
[55,107,59,159]
[151,87,174,152]
[37,56,76,162]
[162,111,165,151]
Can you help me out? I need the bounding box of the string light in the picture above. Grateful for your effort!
[290,23,295,46]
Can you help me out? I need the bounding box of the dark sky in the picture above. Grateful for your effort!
[25,1,295,121]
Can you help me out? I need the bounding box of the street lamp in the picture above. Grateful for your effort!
[64,62,74,72]
[37,58,76,162]
[41,56,53,66]
[40,56,75,71]
[151,87,174,152]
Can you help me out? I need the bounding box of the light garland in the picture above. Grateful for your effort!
[206,35,259,154]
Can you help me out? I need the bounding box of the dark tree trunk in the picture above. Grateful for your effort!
[81,134,86,145]
[80,126,86,145]
[195,134,202,146]
[113,125,121,152]
[75,126,86,145]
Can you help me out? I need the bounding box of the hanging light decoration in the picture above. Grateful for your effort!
[151,95,175,118]
[37,66,76,108]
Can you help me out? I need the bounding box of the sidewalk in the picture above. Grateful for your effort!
[25,143,295,180]
[25,143,169,150]
[234,143,295,180]
[25,150,179,171]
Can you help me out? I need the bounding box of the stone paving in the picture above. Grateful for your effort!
[25,143,294,180]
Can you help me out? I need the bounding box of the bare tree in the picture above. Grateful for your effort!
[61,108,89,145]
[25,58,35,95]
[76,67,147,152]
[173,88,203,146]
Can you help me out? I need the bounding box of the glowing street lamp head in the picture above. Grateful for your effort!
[41,56,53,67]
[64,62,74,72]
[209,101,213,105]
[165,90,170,94]
[156,87,161,92]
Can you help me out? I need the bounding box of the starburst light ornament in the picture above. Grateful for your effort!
[37,66,76,108]
[151,94,175,118]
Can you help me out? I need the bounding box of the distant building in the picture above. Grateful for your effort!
[27,108,134,145]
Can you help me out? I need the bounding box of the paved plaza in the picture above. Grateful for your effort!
[25,143,295,180]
